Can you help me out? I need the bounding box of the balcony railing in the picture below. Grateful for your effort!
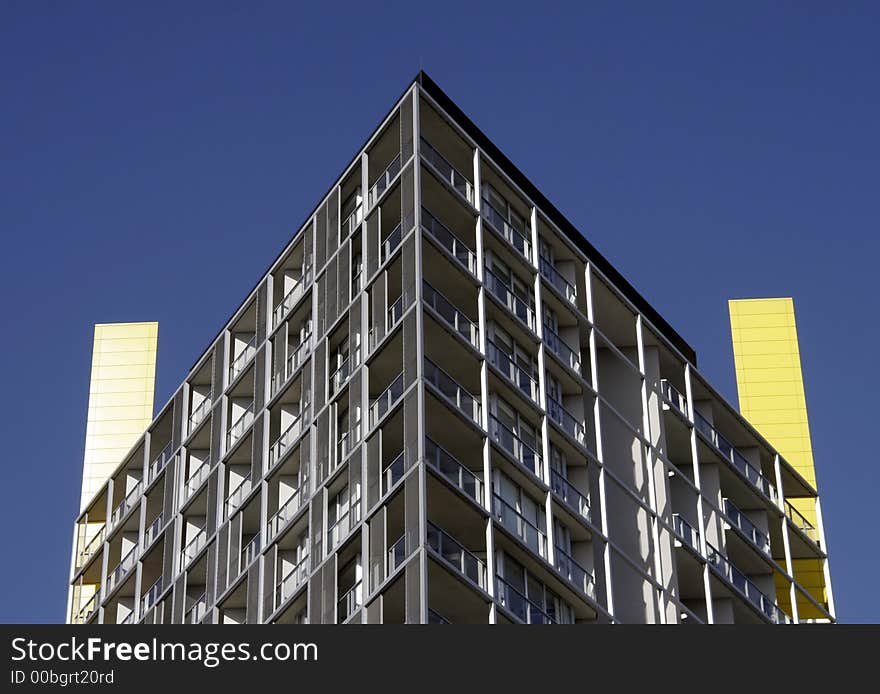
[268,406,310,467]
[427,608,451,624]
[539,257,576,302]
[75,591,100,624]
[379,214,414,265]
[240,532,262,573]
[275,555,309,609]
[188,396,212,434]
[694,412,777,503]
[329,348,360,395]
[370,372,405,426]
[492,493,547,559]
[107,545,137,593]
[111,480,142,527]
[148,442,174,484]
[368,153,402,206]
[424,358,481,424]
[183,463,209,499]
[272,266,313,328]
[380,450,406,497]
[785,499,820,545]
[420,137,474,203]
[706,542,789,624]
[181,527,207,567]
[327,501,362,552]
[554,545,595,598]
[659,379,687,416]
[489,414,543,479]
[423,281,479,348]
[672,514,701,552]
[77,524,106,568]
[119,611,135,625]
[421,206,476,275]
[425,437,483,505]
[267,483,308,540]
[337,418,362,462]
[369,289,413,350]
[481,200,532,263]
[140,576,163,614]
[426,522,487,590]
[543,323,581,374]
[485,267,536,332]
[486,340,539,403]
[341,204,363,238]
[225,474,252,518]
[549,468,591,522]
[337,581,363,623]
[226,402,255,448]
[495,575,556,624]
[143,512,165,549]
[724,498,771,555]
[546,396,587,447]
[271,335,312,396]
[229,335,257,382]
[185,592,208,624]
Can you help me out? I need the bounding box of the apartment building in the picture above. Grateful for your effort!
[67,72,834,625]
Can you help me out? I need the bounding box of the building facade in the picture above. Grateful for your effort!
[68,73,834,625]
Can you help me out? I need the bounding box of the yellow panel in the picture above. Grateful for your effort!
[80,322,158,510]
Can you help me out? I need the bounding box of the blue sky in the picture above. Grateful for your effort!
[1,3,877,623]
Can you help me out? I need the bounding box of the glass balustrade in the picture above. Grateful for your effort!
[488,414,543,479]
[546,396,586,446]
[425,437,483,504]
[724,498,771,555]
[370,372,405,426]
[368,153,402,206]
[549,468,591,521]
[492,493,547,559]
[426,522,487,589]
[423,281,479,348]
[272,266,313,328]
[421,206,476,274]
[543,323,581,374]
[539,257,576,302]
[495,575,556,624]
[485,267,536,331]
[486,340,539,403]
[420,137,474,203]
[227,402,255,448]
[229,336,257,381]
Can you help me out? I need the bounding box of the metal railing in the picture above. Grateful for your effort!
[659,379,687,415]
[143,512,165,549]
[423,281,479,348]
[539,257,576,302]
[495,575,556,624]
[224,474,252,517]
[427,608,450,624]
[185,592,208,624]
[543,323,581,374]
[370,372,405,426]
[271,335,312,396]
[380,450,406,497]
[183,463,209,499]
[111,481,142,527]
[672,514,701,552]
[706,542,789,624]
[549,468,591,521]
[77,524,106,567]
[485,266,536,332]
[327,501,361,552]
[341,205,363,238]
[188,396,212,434]
[329,348,360,395]
[785,499,820,545]
[75,591,100,624]
[240,532,262,573]
[274,555,309,609]
[424,358,481,423]
[368,153,402,206]
[226,402,255,448]
[425,437,483,505]
[546,396,587,447]
[268,406,310,467]
[421,206,476,275]
[481,200,531,263]
[337,418,362,462]
[107,545,137,593]
[426,522,487,590]
[229,335,257,381]
[272,266,313,328]
[420,137,474,203]
[486,340,539,403]
[724,498,771,555]
[148,442,174,483]
[694,411,777,502]
[337,581,363,623]
[140,576,163,614]
[489,414,542,479]
[267,483,308,540]
[492,493,547,559]
[181,527,207,567]
[554,545,595,598]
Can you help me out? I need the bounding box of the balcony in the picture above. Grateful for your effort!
[425,358,481,424]
[539,257,576,303]
[492,493,547,559]
[327,501,362,552]
[148,442,174,485]
[547,397,587,448]
[181,527,207,567]
[543,323,581,375]
[329,348,360,396]
[481,201,532,263]
[143,512,165,549]
[370,372,405,427]
[268,407,310,468]
[554,545,595,598]
[694,412,777,503]
[107,546,137,593]
[423,281,479,349]
[183,463,209,500]
[724,498,771,555]
[227,402,255,448]
[337,581,363,623]
[672,514,701,552]
[185,592,208,624]
[421,206,476,275]
[271,336,312,396]
[77,524,106,568]
[489,414,542,480]
[486,340,539,404]
[275,556,309,609]
[336,418,362,462]
[706,542,789,624]
[785,499,820,546]
[225,474,252,518]
[341,204,363,239]
[485,266,536,333]
[240,533,262,573]
[660,379,687,416]
[380,450,406,497]
[140,576,163,614]
[229,336,257,382]
[426,522,487,591]
[272,266,313,328]
[379,220,405,266]
[75,591,100,624]
[188,397,213,434]
[368,153,403,207]
[425,437,483,505]
[549,468,590,522]
[495,575,556,624]
[421,137,474,203]
[111,481,142,527]
[267,484,308,540]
